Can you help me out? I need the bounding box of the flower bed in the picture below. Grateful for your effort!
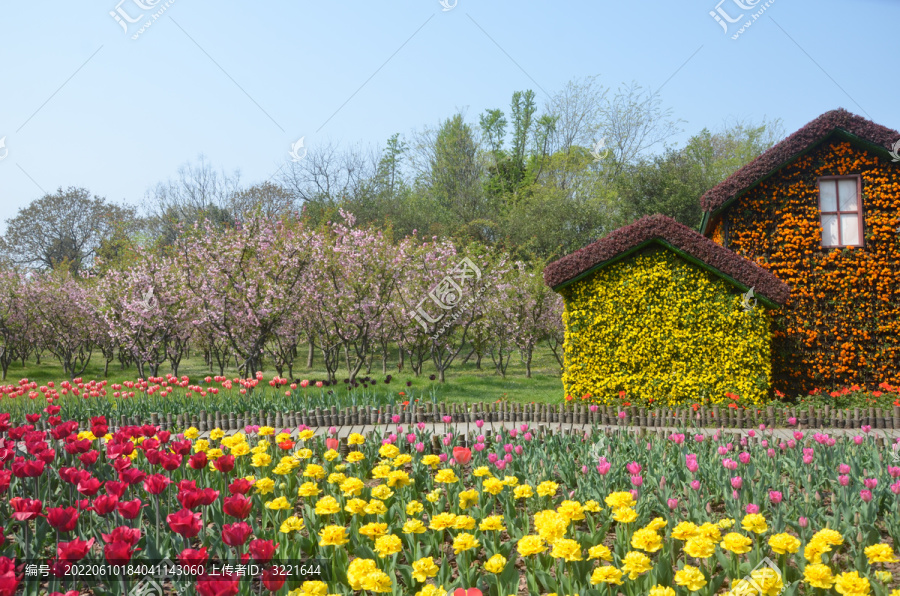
[1,405,899,595]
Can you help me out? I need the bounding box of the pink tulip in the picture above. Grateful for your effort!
[748,430,756,438]
[860,490,873,502]
[864,478,877,489]
[667,498,678,510]
[794,431,804,441]
[392,415,401,424]
[631,475,643,487]
[618,411,626,419]
[509,430,518,439]
[745,503,759,514]
[589,405,598,412]
[891,481,900,495]
[406,434,416,444]
[787,440,796,449]
[299,380,309,388]
[581,465,588,474]
[759,424,766,430]
[718,446,728,456]
[803,455,813,465]
[503,444,513,454]
[630,489,639,501]
[438,453,447,463]
[787,417,797,426]
[328,426,337,436]
[475,420,484,428]
[495,460,506,471]
[861,425,872,433]
[769,491,783,504]
[626,462,642,475]
[799,516,808,528]
[315,381,323,388]
[473,443,484,452]
[514,445,523,455]
[888,466,900,478]
[487,454,498,464]
[596,458,611,475]
[415,442,425,453]
[523,433,533,441]
[853,436,863,445]
[520,424,528,432]
[442,416,452,424]
[503,453,512,463]
[690,480,700,491]
[442,436,452,446]
[838,475,850,486]
[739,452,751,464]
[761,440,768,447]
[694,434,704,442]
[417,422,426,431]
[731,477,743,490]
[767,449,775,458]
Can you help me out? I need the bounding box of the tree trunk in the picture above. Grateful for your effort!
[306,339,315,368]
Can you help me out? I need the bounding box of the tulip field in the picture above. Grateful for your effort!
[1,387,900,596]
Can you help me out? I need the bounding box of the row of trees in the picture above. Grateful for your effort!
[0,77,784,276]
[0,213,563,381]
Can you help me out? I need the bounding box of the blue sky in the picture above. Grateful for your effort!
[1,0,898,228]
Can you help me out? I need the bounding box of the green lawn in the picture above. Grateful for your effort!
[3,344,566,405]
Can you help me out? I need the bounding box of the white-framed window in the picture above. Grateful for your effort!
[818,176,863,247]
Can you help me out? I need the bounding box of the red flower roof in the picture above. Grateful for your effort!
[543,214,790,305]
[701,108,900,216]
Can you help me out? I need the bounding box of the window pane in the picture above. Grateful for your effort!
[821,214,839,246]
[819,181,837,211]
[841,214,860,245]
[838,179,859,211]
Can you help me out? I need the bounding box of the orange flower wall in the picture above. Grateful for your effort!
[713,140,900,393]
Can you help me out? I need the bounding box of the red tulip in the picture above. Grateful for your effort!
[212,455,235,473]
[102,526,141,546]
[144,449,162,465]
[36,448,56,465]
[157,430,171,443]
[105,481,128,498]
[167,508,202,538]
[76,477,102,496]
[141,438,160,451]
[248,539,277,564]
[0,527,5,548]
[0,556,20,596]
[228,478,252,495]
[117,498,143,520]
[11,458,45,478]
[171,440,192,455]
[261,566,286,591]
[189,452,208,470]
[198,488,219,506]
[48,591,80,596]
[325,438,340,451]
[222,494,252,519]
[104,540,136,565]
[159,452,183,471]
[9,497,43,521]
[453,446,472,465]
[221,522,252,546]
[92,494,119,516]
[77,450,98,467]
[0,470,11,493]
[25,413,41,424]
[178,546,208,566]
[46,507,80,532]
[56,537,95,561]
[195,572,239,596]
[63,439,91,455]
[177,480,198,492]
[143,474,171,495]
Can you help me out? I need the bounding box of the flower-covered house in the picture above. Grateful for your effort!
[543,214,789,405]
[700,109,900,392]
[546,109,900,403]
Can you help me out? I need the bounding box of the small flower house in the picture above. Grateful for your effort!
[700,109,900,392]
[544,215,789,405]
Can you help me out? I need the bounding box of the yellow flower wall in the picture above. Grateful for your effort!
[560,247,772,406]
[716,141,900,393]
